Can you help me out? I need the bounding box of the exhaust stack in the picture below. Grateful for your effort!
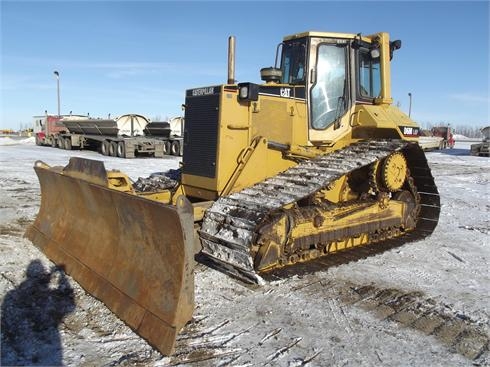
[227,36,236,84]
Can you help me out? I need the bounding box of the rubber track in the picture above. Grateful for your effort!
[199,140,440,283]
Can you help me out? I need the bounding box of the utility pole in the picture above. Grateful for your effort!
[408,92,412,117]
[54,71,60,117]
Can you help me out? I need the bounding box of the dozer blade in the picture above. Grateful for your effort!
[25,158,195,355]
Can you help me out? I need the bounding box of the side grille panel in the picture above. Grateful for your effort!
[182,93,220,178]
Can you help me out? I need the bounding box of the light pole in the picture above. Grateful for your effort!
[54,71,60,117]
[408,92,412,118]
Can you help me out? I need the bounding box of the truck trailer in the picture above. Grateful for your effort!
[56,114,165,158]
[144,116,184,156]
[470,126,490,157]
[34,113,184,158]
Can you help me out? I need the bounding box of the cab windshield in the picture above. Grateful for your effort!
[310,44,347,130]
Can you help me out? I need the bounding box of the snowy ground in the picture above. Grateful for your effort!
[0,138,488,366]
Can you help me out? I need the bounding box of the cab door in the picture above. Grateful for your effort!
[307,37,354,144]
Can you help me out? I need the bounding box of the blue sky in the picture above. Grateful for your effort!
[1,1,488,130]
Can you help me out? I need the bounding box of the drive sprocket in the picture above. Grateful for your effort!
[381,151,407,192]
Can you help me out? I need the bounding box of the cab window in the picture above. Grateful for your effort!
[358,50,381,98]
[281,41,306,85]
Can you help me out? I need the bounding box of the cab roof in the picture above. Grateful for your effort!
[283,31,376,43]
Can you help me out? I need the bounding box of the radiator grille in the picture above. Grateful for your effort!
[182,93,220,178]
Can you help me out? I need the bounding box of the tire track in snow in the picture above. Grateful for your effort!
[338,282,489,362]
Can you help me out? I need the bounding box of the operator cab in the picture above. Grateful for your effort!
[260,32,401,142]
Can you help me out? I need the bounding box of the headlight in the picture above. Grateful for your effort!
[239,85,249,99]
[370,48,380,59]
[237,83,259,102]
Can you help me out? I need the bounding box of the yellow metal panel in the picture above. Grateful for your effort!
[251,94,309,147]
[138,191,172,203]
[215,87,252,193]
[228,138,296,194]
[355,104,417,129]
[252,98,293,144]
[308,105,356,144]
[351,104,420,141]
[291,101,309,146]
[181,176,219,201]
[374,32,393,104]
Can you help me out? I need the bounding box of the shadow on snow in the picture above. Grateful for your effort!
[1,260,75,366]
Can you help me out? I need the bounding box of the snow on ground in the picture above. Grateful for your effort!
[452,134,483,142]
[0,139,488,366]
[0,136,36,146]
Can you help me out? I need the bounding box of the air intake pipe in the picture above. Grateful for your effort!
[227,36,236,84]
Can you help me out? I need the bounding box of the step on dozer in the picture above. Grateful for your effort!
[25,157,195,355]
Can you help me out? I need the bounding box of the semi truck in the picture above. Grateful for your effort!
[33,113,88,147]
[418,125,455,151]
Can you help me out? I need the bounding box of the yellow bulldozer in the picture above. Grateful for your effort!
[26,31,440,355]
